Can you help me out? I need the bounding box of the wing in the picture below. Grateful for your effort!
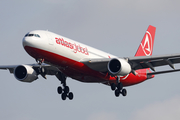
[0,63,59,75]
[128,54,180,69]
[81,58,111,72]
[128,53,180,75]
[0,65,17,73]
[81,53,180,75]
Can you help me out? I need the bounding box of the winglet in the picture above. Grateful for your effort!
[135,25,156,57]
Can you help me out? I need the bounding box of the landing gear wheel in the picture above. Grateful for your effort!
[61,93,67,100]
[40,67,45,73]
[111,76,128,97]
[115,89,120,97]
[64,86,70,93]
[57,86,62,94]
[122,89,127,96]
[56,72,74,100]
[117,83,123,90]
[111,83,116,91]
[68,92,74,100]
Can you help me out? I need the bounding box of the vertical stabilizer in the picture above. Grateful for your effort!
[135,25,156,56]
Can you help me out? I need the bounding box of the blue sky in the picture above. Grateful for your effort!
[0,0,180,120]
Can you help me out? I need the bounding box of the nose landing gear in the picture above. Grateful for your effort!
[36,58,47,79]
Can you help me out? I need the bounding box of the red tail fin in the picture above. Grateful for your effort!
[135,25,156,56]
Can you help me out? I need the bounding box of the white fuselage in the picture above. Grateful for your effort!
[23,30,117,64]
[22,30,148,86]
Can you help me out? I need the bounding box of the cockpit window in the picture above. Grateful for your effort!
[25,33,29,37]
[25,33,40,38]
[34,34,40,37]
[29,34,34,37]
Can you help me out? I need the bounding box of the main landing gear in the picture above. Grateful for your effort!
[110,77,127,97]
[56,72,74,100]
[36,58,73,100]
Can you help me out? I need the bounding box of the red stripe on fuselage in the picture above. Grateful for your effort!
[24,46,149,87]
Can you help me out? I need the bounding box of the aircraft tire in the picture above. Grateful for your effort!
[122,89,127,96]
[57,86,62,94]
[117,83,123,90]
[68,92,74,100]
[62,92,67,100]
[115,89,120,97]
[111,83,116,91]
[64,86,70,93]
[40,67,45,73]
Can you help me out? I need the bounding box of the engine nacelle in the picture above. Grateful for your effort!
[14,65,38,82]
[108,58,131,76]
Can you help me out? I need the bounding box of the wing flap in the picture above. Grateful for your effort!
[128,54,180,71]
[147,69,180,75]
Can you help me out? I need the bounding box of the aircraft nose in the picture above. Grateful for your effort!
[23,36,28,47]
[22,36,32,48]
[22,32,42,48]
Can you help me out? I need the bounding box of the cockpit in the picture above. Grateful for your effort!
[25,33,40,38]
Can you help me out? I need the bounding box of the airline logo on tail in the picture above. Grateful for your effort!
[135,25,156,57]
[141,31,153,56]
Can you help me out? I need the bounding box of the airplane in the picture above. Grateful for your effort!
[1,25,180,100]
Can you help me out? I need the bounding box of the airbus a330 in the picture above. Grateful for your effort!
[1,25,180,100]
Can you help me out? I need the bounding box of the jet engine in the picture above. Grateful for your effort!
[14,65,38,82]
[108,58,131,76]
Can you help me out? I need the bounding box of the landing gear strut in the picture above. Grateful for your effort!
[56,72,74,100]
[110,76,127,97]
